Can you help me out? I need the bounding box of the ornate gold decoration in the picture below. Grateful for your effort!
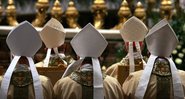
[51,0,63,22]
[70,71,93,86]
[0,0,3,23]
[65,0,80,29]
[152,57,172,99]
[113,0,131,29]
[32,0,49,27]
[6,0,18,26]
[160,0,173,20]
[92,0,107,29]
[134,2,146,21]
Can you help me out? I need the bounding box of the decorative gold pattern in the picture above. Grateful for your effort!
[160,0,173,20]
[92,0,107,29]
[0,0,3,23]
[70,71,93,87]
[65,0,80,29]
[11,64,33,99]
[32,0,49,27]
[152,57,172,99]
[11,64,33,87]
[70,70,106,87]
[152,57,172,76]
[6,0,18,26]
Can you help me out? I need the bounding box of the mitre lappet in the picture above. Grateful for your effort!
[135,19,184,99]
[0,21,44,99]
[38,18,67,67]
[120,16,148,73]
[62,23,108,99]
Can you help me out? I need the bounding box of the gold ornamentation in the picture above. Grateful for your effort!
[70,71,93,86]
[51,0,63,22]
[65,0,80,29]
[70,70,106,86]
[32,0,49,27]
[113,0,131,29]
[134,2,146,21]
[152,57,171,76]
[92,0,107,29]
[6,0,18,26]
[160,0,173,20]
[152,57,172,99]
[11,64,33,87]
[0,0,3,23]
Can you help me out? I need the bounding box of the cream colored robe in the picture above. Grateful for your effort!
[54,76,124,99]
[106,62,122,79]
[122,70,185,99]
[0,75,54,99]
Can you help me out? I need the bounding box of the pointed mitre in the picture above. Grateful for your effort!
[40,18,66,48]
[71,23,108,58]
[145,19,179,57]
[120,16,148,42]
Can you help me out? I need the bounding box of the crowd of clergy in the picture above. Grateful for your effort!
[0,15,184,99]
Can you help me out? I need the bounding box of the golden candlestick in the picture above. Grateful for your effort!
[134,2,146,21]
[65,0,80,29]
[113,0,131,29]
[0,0,3,23]
[6,0,18,26]
[92,0,107,29]
[51,0,63,22]
[160,0,173,20]
[32,0,49,27]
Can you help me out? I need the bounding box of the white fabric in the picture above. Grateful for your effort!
[135,55,184,99]
[135,42,146,69]
[62,59,83,78]
[128,42,135,73]
[92,58,104,99]
[27,57,44,99]
[43,47,66,67]
[43,48,51,67]
[135,55,157,99]
[0,56,21,99]
[0,56,44,99]
[168,58,184,99]
[53,47,59,54]
[135,42,143,59]
[80,64,93,71]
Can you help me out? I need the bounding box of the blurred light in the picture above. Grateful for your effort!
[177,45,182,50]
[182,48,185,53]
[175,58,182,65]
[172,50,178,55]
[178,53,184,58]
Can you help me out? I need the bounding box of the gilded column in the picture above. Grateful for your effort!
[65,0,80,29]
[51,0,63,22]
[92,0,107,29]
[0,0,3,23]
[6,0,18,26]
[32,0,49,27]
[160,0,173,20]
